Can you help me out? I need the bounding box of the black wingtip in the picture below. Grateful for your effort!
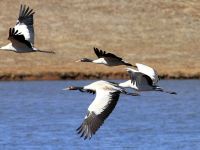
[76,120,94,140]
[76,125,82,131]
[93,47,98,52]
[18,4,35,25]
[8,28,20,38]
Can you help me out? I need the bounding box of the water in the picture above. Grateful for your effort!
[0,80,199,150]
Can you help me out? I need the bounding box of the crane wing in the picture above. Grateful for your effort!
[135,63,159,85]
[76,90,120,140]
[93,47,122,60]
[126,68,153,87]
[136,74,153,87]
[14,4,35,45]
[8,28,32,48]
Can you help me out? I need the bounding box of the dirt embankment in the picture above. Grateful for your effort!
[0,0,199,80]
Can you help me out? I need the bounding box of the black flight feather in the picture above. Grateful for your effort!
[18,4,35,25]
[94,47,123,61]
[142,74,153,86]
[8,28,32,48]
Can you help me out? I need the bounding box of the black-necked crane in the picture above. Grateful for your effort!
[0,4,54,53]
[119,63,177,94]
[64,80,139,140]
[76,47,132,66]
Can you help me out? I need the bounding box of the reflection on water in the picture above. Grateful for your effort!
[0,80,200,150]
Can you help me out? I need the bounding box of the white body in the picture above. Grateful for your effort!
[84,80,122,115]
[135,63,159,85]
[119,63,159,92]
[92,58,129,66]
[14,24,34,45]
[119,80,134,89]
[0,43,37,52]
[92,58,107,65]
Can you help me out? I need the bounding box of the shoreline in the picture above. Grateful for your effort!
[0,72,199,81]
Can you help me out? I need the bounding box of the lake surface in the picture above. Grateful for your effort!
[0,80,199,150]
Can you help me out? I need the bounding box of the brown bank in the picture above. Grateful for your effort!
[0,0,199,81]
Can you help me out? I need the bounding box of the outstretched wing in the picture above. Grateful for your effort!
[18,4,35,25]
[8,28,32,48]
[135,63,159,85]
[94,47,122,60]
[14,4,35,44]
[76,90,120,140]
[137,74,153,87]
[127,69,136,84]
[93,47,132,66]
[126,68,153,87]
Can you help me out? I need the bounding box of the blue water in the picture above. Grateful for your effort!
[0,80,199,150]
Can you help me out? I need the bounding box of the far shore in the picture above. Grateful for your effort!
[0,1,200,81]
[0,72,199,81]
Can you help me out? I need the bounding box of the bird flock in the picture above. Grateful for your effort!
[0,5,177,140]
[66,48,177,140]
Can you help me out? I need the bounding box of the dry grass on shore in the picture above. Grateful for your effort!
[0,0,199,80]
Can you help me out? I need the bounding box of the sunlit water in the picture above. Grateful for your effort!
[0,80,199,150]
